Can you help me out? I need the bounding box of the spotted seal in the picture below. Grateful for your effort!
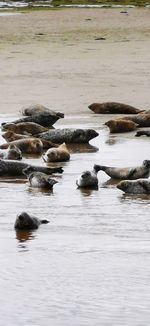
[0,144,22,160]
[0,159,63,176]
[0,138,43,155]
[21,104,64,119]
[14,211,49,230]
[117,179,150,194]
[76,165,101,188]
[36,128,99,144]
[105,119,138,133]
[43,143,70,162]
[88,102,143,114]
[23,166,58,189]
[1,122,48,135]
[94,160,150,180]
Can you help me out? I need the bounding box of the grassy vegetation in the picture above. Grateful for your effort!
[51,0,149,6]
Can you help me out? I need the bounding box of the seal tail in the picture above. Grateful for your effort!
[93,164,107,173]
[41,219,50,224]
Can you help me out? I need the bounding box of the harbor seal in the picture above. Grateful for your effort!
[117,113,150,127]
[88,102,143,114]
[36,128,99,144]
[117,179,150,194]
[2,122,48,135]
[0,138,43,155]
[94,160,150,180]
[43,143,70,162]
[0,159,63,176]
[21,104,64,119]
[105,119,138,133]
[0,144,22,160]
[135,130,150,137]
[76,165,101,188]
[14,211,49,230]
[23,166,58,189]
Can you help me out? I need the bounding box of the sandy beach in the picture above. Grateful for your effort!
[0,7,150,116]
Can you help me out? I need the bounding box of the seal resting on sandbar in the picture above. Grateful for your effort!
[1,122,48,135]
[135,130,150,137]
[43,143,70,162]
[21,104,64,119]
[14,211,49,230]
[0,138,43,155]
[36,128,99,144]
[117,113,150,128]
[105,119,138,133]
[76,165,101,188]
[0,144,22,160]
[117,179,150,194]
[23,166,58,189]
[94,160,150,180]
[88,102,143,114]
[0,159,63,177]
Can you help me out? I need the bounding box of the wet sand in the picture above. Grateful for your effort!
[0,8,150,326]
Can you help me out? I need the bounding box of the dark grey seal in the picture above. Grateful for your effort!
[23,166,58,189]
[117,179,150,194]
[14,211,49,230]
[94,160,150,180]
[88,102,143,114]
[0,159,63,176]
[36,128,99,144]
[76,165,101,188]
[0,144,22,160]
[135,130,150,137]
[21,104,64,119]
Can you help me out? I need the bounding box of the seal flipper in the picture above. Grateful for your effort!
[41,219,49,224]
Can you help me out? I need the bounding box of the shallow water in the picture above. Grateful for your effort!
[0,113,150,326]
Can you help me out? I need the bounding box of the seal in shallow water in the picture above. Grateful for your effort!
[21,104,64,119]
[14,211,49,230]
[23,166,58,189]
[105,119,138,133]
[94,160,150,180]
[0,159,63,176]
[36,128,99,144]
[1,122,48,135]
[76,165,101,188]
[88,102,143,114]
[0,144,22,160]
[43,143,70,162]
[0,138,43,155]
[117,179,150,194]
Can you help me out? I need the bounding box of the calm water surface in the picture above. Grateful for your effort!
[0,113,150,326]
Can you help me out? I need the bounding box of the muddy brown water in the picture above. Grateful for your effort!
[0,113,150,326]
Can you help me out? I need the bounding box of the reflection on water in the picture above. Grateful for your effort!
[0,114,150,325]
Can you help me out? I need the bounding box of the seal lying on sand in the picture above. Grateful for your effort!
[76,165,101,188]
[2,122,48,135]
[14,211,49,230]
[0,159,63,176]
[23,166,58,189]
[21,104,64,119]
[0,144,22,160]
[2,111,61,128]
[36,128,99,144]
[105,119,138,133]
[0,138,43,155]
[94,160,150,180]
[135,130,150,137]
[43,143,70,162]
[88,102,143,114]
[117,179,150,194]
[117,113,150,128]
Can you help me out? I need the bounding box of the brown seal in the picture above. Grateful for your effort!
[14,211,49,230]
[88,102,143,114]
[105,119,138,133]
[117,113,150,128]
[21,104,64,118]
[1,122,48,135]
[0,138,43,154]
[43,143,70,162]
[117,179,150,194]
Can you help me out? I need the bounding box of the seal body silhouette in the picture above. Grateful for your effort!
[88,102,142,114]
[0,144,22,160]
[135,130,150,137]
[105,119,138,133]
[14,211,49,230]
[2,122,48,135]
[117,179,150,194]
[76,165,101,188]
[0,138,43,154]
[43,143,70,162]
[21,104,64,119]
[117,113,150,127]
[23,166,58,189]
[36,128,99,144]
[94,160,150,180]
[0,159,63,176]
